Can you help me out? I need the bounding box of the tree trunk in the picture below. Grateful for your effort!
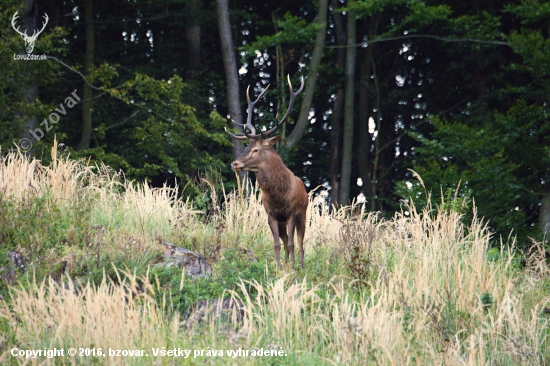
[540,193,550,234]
[540,168,550,234]
[271,11,286,138]
[77,0,94,150]
[370,55,381,211]
[185,0,201,76]
[19,0,38,146]
[357,46,373,204]
[215,0,244,164]
[284,0,329,149]
[328,0,346,207]
[329,88,344,206]
[338,0,356,205]
[357,15,379,207]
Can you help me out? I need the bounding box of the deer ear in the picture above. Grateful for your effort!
[262,135,283,148]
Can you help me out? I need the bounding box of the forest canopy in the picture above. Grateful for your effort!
[2,0,549,245]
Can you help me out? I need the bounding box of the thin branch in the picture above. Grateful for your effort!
[439,94,475,115]
[74,92,109,105]
[103,110,141,131]
[47,56,102,91]
[324,34,510,48]
[88,110,223,150]
[378,120,428,154]
[47,55,172,122]
[521,185,545,197]
[379,159,396,183]
[60,13,188,27]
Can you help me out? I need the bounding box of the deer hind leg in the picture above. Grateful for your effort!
[296,212,306,269]
[267,215,282,266]
[278,221,289,263]
[286,217,297,268]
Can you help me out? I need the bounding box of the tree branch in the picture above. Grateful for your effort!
[103,110,141,131]
[47,56,102,91]
[324,34,510,48]
[46,56,172,122]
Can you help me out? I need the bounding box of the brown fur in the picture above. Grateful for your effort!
[232,135,308,268]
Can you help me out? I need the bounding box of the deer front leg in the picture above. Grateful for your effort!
[278,221,289,263]
[267,215,282,266]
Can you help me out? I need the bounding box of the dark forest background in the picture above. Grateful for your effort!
[1,0,549,246]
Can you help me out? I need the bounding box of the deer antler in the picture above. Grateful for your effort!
[228,83,270,140]
[225,75,304,140]
[262,75,305,138]
[11,11,27,37]
[11,12,48,39]
[31,13,49,39]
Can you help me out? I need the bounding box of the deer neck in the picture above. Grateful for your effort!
[255,153,292,195]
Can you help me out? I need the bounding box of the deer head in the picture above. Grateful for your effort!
[231,135,283,172]
[12,11,49,54]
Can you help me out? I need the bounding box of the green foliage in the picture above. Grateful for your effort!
[340,220,378,290]
[216,248,274,289]
[446,12,503,41]
[504,0,550,25]
[393,1,549,246]
[0,194,88,258]
[1,0,234,191]
[1,0,549,257]
[0,2,68,152]
[348,0,413,16]
[83,250,161,287]
[68,72,231,185]
[401,2,453,30]
[349,0,452,32]
[347,0,502,44]
[439,187,473,215]
[304,245,345,284]
[508,28,550,86]
[0,192,95,297]
[150,247,273,315]
[241,13,319,57]
[87,63,120,87]
[397,105,546,242]
[428,289,473,346]
[480,292,493,311]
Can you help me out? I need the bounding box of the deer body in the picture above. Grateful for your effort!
[232,137,308,268]
[227,75,307,268]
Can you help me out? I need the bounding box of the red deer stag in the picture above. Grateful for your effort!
[226,76,307,269]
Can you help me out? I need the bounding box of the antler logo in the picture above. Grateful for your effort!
[12,11,49,54]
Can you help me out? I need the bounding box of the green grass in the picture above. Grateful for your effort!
[0,149,549,365]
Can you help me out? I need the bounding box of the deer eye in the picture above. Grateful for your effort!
[252,148,259,153]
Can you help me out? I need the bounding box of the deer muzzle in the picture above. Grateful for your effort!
[231,161,244,171]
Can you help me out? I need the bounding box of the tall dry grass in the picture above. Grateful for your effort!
[0,143,91,204]
[1,146,549,365]
[0,144,200,264]
[2,202,548,364]
[227,204,550,364]
[0,270,178,365]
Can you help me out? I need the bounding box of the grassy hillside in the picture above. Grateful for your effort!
[0,146,549,365]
